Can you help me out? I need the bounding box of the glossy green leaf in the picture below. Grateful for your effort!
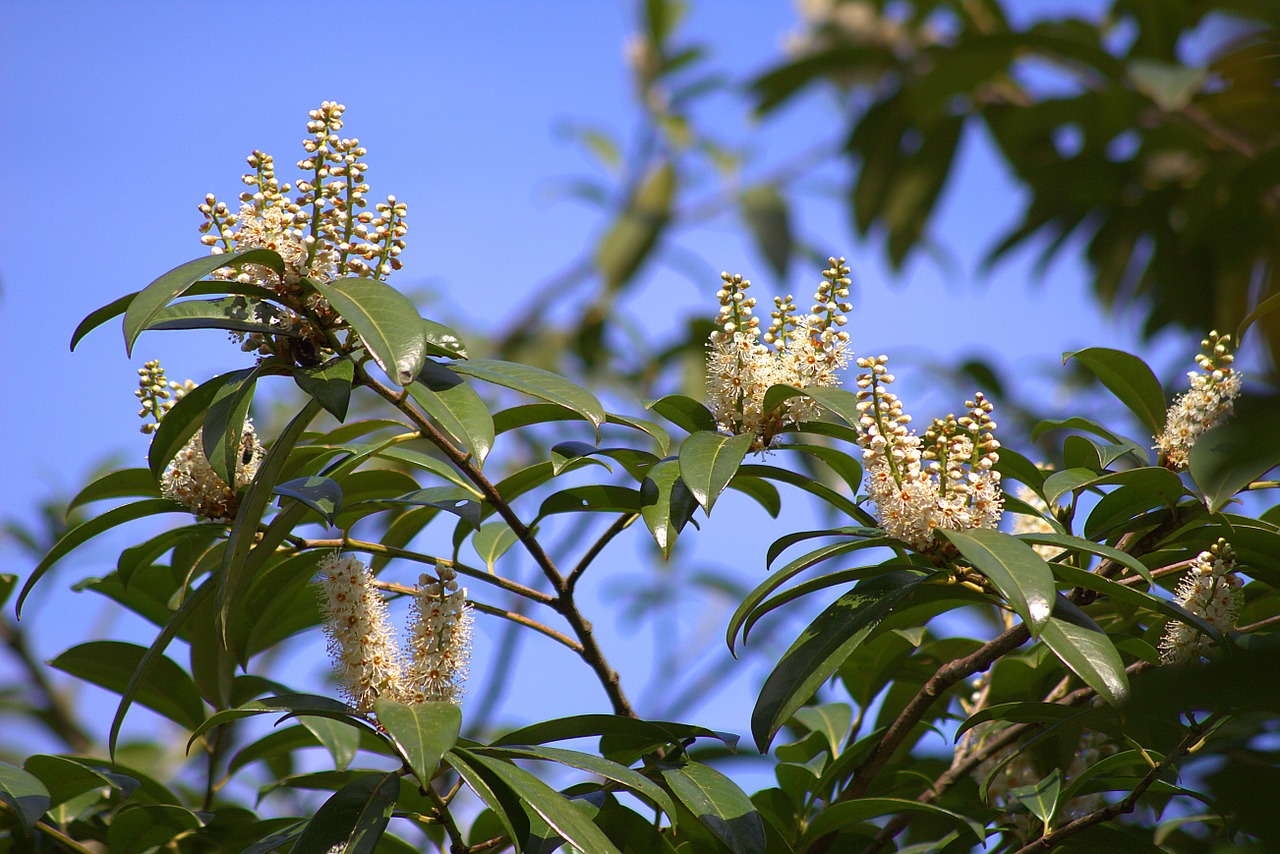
[1063,348,1167,435]
[1189,395,1280,512]
[765,526,884,568]
[16,498,186,616]
[218,400,323,645]
[645,394,718,434]
[463,751,623,854]
[123,250,284,356]
[144,295,294,338]
[493,714,738,753]
[679,430,754,513]
[293,358,354,422]
[289,771,399,854]
[187,694,366,752]
[550,440,612,476]
[203,366,262,488]
[309,277,426,386]
[781,442,863,494]
[640,459,699,560]
[108,804,204,854]
[51,640,205,730]
[1043,466,1185,509]
[72,291,137,351]
[472,520,520,571]
[373,446,475,492]
[0,760,50,834]
[1050,563,1221,642]
[148,370,236,479]
[409,360,495,464]
[422,317,468,359]
[452,359,605,430]
[375,486,481,530]
[1040,598,1129,705]
[446,749,529,846]
[727,475,782,518]
[741,185,792,278]
[274,476,343,525]
[595,161,675,291]
[66,468,161,514]
[941,528,1055,635]
[1014,531,1152,583]
[752,571,928,751]
[798,797,985,848]
[539,485,642,517]
[1010,768,1062,827]
[740,463,871,522]
[658,762,765,854]
[374,699,461,787]
[115,523,216,587]
[761,385,861,427]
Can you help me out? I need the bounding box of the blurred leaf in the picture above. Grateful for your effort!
[596,161,676,291]
[1128,60,1206,111]
[0,760,50,835]
[308,277,426,386]
[658,761,765,854]
[473,520,520,571]
[679,430,754,513]
[1189,394,1280,512]
[123,250,284,356]
[741,185,792,278]
[941,528,1055,634]
[799,798,984,849]
[752,571,928,751]
[274,476,343,526]
[409,361,495,465]
[1063,348,1167,435]
[297,716,362,773]
[108,804,204,854]
[640,458,699,560]
[51,640,205,730]
[374,700,461,788]
[453,359,605,430]
[289,771,398,854]
[293,359,354,422]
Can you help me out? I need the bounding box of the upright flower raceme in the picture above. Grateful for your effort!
[1156,330,1241,470]
[706,259,852,449]
[1159,538,1244,664]
[854,356,1003,552]
[317,555,473,713]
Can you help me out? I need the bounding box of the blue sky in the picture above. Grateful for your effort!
[0,0,1214,779]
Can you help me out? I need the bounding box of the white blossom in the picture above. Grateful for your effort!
[1159,539,1243,664]
[1156,331,1240,470]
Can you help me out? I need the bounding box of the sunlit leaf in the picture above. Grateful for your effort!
[0,760,50,834]
[374,699,461,788]
[658,762,765,854]
[679,430,754,513]
[409,360,495,465]
[640,459,699,560]
[453,359,605,430]
[941,528,1054,635]
[1039,597,1129,705]
[309,277,427,386]
[1063,348,1167,435]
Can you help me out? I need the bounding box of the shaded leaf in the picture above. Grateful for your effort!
[374,699,461,788]
[596,161,676,291]
[1189,394,1280,512]
[50,640,205,730]
[422,317,468,359]
[66,468,161,515]
[0,760,50,835]
[741,185,792,278]
[645,395,718,434]
[293,359,354,422]
[798,798,984,848]
[640,459,699,560]
[274,476,344,525]
[289,771,399,854]
[658,762,765,854]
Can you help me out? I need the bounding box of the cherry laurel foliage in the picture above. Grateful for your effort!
[5,3,1280,853]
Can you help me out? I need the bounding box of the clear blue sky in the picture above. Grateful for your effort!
[0,0,1207,775]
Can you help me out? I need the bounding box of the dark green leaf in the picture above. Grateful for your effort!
[798,798,984,848]
[202,366,262,488]
[375,486,481,530]
[1014,531,1152,583]
[760,385,861,427]
[1189,394,1280,512]
[1063,348,1167,435]
[0,760,50,834]
[550,440,611,476]
[108,804,204,854]
[50,640,205,730]
[739,463,871,522]
[148,371,236,479]
[955,702,1084,740]
[752,571,928,750]
[66,468,161,515]
[727,475,782,518]
[72,291,137,351]
[658,762,765,854]
[645,395,718,434]
[493,714,737,753]
[679,431,754,513]
[941,528,1055,635]
[22,754,119,810]
[374,699,461,788]
[309,277,426,386]
[640,459,699,560]
[144,295,295,338]
[289,772,399,854]
[274,476,343,525]
[293,359,354,422]
[452,359,605,430]
[187,694,366,752]
[741,185,792,278]
[539,485,642,517]
[1043,466,1185,509]
[1040,599,1129,705]
[409,360,495,465]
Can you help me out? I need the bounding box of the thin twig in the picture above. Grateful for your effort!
[568,512,639,592]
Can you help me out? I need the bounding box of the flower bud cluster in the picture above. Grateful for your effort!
[160,422,264,523]
[854,356,1002,551]
[1156,331,1241,471]
[317,556,473,713]
[134,360,195,434]
[1159,538,1244,664]
[706,259,852,449]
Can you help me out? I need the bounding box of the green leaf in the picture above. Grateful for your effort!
[645,394,718,434]
[740,463,873,522]
[293,359,355,422]
[791,704,852,756]
[752,571,928,751]
[409,360,495,464]
[202,366,261,488]
[741,185,792,278]
[940,528,1055,635]
[66,468,161,515]
[187,694,367,751]
[297,717,362,772]
[1063,348,1167,435]
[1043,466,1185,509]
[1009,768,1062,828]
[445,750,529,847]
[108,804,204,854]
[798,798,985,848]
[473,520,520,572]
[72,291,137,351]
[1014,531,1153,583]
[550,440,612,476]
[422,317,468,359]
[50,640,205,730]
[1039,598,1129,705]
[22,754,119,810]
[144,295,295,337]
[218,400,323,645]
[1238,292,1280,346]
[539,485,642,517]
[955,702,1084,740]
[124,250,284,356]
[16,498,186,616]
[727,475,781,518]
[640,459,699,560]
[289,771,399,854]
[1128,59,1206,111]
[376,486,481,530]
[148,371,236,479]
[0,760,50,834]
[595,161,675,291]
[308,277,426,386]
[462,751,623,854]
[274,476,343,526]
[679,431,754,513]
[1189,395,1280,512]
[658,762,765,854]
[452,359,605,430]
[493,714,737,754]
[760,385,862,427]
[1050,563,1221,642]
[374,699,461,788]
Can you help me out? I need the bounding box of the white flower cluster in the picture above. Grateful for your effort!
[706,259,852,449]
[160,422,264,523]
[854,356,1003,552]
[1159,538,1243,664]
[317,555,473,713]
[1156,331,1240,471]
